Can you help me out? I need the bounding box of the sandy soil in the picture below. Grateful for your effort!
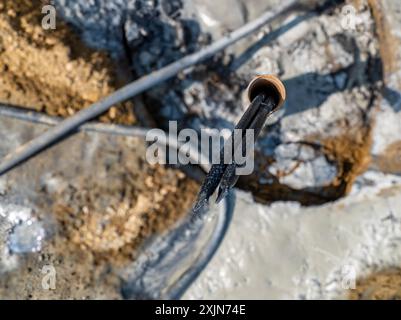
[0,0,135,124]
[349,268,401,300]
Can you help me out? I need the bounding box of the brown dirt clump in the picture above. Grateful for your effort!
[319,126,372,195]
[349,268,401,300]
[0,0,135,124]
[374,140,401,175]
[51,146,198,266]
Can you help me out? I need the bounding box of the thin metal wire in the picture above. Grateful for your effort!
[0,0,297,177]
[0,104,211,172]
[0,104,152,138]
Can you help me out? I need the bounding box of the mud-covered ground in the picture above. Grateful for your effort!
[184,0,401,299]
[0,121,198,299]
[0,0,401,299]
[0,0,197,299]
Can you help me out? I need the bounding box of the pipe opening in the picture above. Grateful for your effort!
[247,75,286,110]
